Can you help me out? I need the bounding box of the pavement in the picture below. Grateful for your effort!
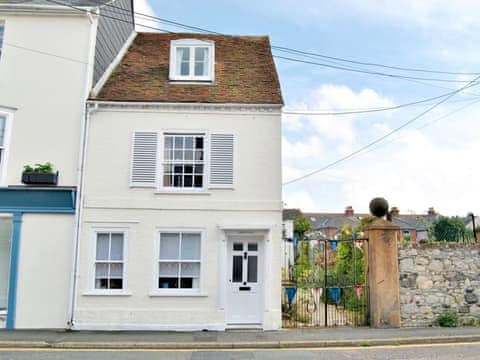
[0,327,480,350]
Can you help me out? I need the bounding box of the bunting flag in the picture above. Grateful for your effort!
[329,240,338,251]
[311,287,323,306]
[354,285,363,299]
[329,287,342,306]
[285,287,297,307]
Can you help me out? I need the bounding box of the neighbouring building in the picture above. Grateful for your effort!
[283,206,438,243]
[0,0,134,329]
[71,33,284,330]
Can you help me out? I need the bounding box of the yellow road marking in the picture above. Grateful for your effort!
[0,342,479,352]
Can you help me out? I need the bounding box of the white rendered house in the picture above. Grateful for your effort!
[0,0,134,329]
[73,33,284,330]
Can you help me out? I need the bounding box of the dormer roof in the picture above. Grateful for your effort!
[94,32,284,104]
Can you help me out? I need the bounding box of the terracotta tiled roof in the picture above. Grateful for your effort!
[95,32,283,104]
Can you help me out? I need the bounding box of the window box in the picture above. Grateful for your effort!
[21,171,58,185]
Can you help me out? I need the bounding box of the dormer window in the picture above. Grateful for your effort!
[169,39,214,82]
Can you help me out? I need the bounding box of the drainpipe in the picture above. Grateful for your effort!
[67,9,97,329]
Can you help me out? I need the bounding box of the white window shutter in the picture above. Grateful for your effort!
[130,131,158,187]
[209,133,234,188]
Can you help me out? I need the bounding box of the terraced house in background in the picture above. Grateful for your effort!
[0,0,134,329]
[73,32,284,330]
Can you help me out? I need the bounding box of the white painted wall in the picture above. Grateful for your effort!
[15,214,74,329]
[0,215,12,310]
[75,107,282,330]
[0,13,94,186]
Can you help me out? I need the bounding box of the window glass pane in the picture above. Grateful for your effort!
[247,256,258,283]
[163,175,172,187]
[174,150,183,160]
[181,233,201,260]
[109,263,123,278]
[194,165,203,174]
[176,47,190,76]
[164,136,173,149]
[173,175,182,187]
[173,165,183,174]
[195,137,203,149]
[96,233,109,260]
[185,137,194,148]
[160,233,180,259]
[109,279,123,289]
[232,255,243,282]
[181,262,200,277]
[248,243,258,251]
[110,233,123,260]
[184,175,193,187]
[159,262,179,276]
[95,263,108,278]
[195,47,207,61]
[185,150,193,161]
[233,243,243,251]
[159,277,178,289]
[180,277,194,288]
[174,136,184,149]
[180,62,189,76]
[95,279,108,289]
[184,165,193,174]
[194,176,203,188]
[194,62,205,76]
[195,150,203,161]
[0,116,5,146]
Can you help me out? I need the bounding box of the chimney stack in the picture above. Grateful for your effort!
[427,207,436,216]
[391,207,400,217]
[345,206,354,217]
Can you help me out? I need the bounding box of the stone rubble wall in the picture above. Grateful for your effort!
[399,244,480,327]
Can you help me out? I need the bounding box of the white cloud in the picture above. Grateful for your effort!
[133,0,161,32]
[282,136,325,164]
[345,0,480,33]
[294,84,393,143]
[283,191,318,211]
[283,92,480,215]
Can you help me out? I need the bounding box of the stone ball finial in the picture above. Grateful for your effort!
[369,197,389,217]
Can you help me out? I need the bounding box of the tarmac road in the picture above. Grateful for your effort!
[1,342,480,360]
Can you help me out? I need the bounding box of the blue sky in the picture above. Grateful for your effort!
[135,0,480,216]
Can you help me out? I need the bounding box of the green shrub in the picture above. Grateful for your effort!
[460,317,478,327]
[437,311,458,327]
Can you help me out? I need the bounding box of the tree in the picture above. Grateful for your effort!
[293,216,311,241]
[431,216,473,242]
[292,216,312,285]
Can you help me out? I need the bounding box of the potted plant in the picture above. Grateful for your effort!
[21,162,58,185]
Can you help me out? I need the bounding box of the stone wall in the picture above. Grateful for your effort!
[399,244,480,327]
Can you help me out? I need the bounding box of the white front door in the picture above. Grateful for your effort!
[226,236,263,325]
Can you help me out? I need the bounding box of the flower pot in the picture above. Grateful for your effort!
[21,171,58,185]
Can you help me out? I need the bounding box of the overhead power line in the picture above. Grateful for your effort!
[274,55,471,84]
[65,0,479,79]
[272,45,480,76]
[342,96,480,163]
[282,90,471,116]
[282,76,480,186]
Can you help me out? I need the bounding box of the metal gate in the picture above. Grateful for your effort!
[282,234,369,328]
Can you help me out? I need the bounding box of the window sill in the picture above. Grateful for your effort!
[155,189,210,195]
[82,290,132,296]
[168,80,214,85]
[149,291,208,297]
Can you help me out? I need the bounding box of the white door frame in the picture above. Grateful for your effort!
[217,225,272,327]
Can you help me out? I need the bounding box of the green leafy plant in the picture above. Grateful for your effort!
[436,310,458,327]
[23,162,54,174]
[431,216,473,243]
